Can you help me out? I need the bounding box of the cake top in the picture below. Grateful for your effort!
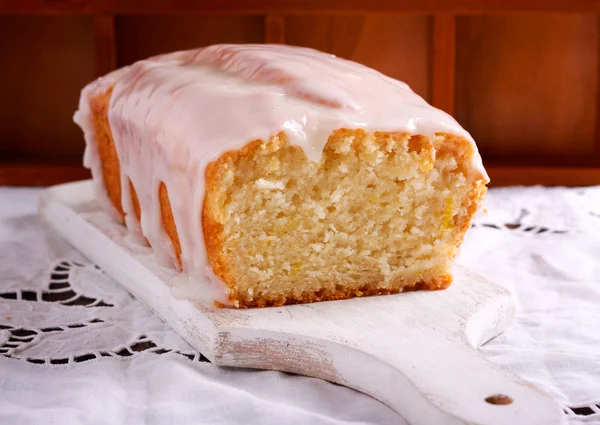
[105,44,486,179]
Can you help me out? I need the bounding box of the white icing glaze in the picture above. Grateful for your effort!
[75,44,488,306]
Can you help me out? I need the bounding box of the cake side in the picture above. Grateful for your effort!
[88,87,124,218]
[203,130,486,308]
[74,68,130,222]
[79,84,183,265]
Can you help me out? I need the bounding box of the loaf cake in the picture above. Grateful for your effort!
[74,44,489,308]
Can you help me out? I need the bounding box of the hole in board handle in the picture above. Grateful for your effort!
[485,394,513,405]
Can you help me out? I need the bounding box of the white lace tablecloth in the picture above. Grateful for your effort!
[0,186,599,425]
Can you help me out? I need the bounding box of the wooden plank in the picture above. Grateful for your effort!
[0,15,94,160]
[116,15,265,66]
[431,14,455,114]
[596,14,600,165]
[1,0,598,14]
[285,15,431,100]
[265,15,285,43]
[483,153,596,168]
[0,163,90,186]
[487,166,600,186]
[455,14,598,161]
[93,14,116,76]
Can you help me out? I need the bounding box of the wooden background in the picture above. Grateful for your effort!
[1,1,599,186]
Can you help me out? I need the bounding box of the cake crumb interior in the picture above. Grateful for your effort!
[207,130,477,307]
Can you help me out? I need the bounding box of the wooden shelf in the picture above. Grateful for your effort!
[265,15,285,43]
[0,163,90,186]
[431,14,456,115]
[93,14,116,77]
[1,162,598,187]
[1,0,599,14]
[487,166,600,187]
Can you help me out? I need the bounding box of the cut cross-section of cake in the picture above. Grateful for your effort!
[74,44,489,308]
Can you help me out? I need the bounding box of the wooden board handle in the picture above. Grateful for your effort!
[217,326,565,425]
[352,333,564,424]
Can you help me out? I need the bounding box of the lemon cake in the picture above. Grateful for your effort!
[74,44,489,308]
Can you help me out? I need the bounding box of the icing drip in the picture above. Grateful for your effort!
[75,44,488,306]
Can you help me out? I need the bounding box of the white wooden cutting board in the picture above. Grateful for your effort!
[39,181,565,425]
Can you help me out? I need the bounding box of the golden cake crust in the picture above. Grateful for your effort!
[89,86,123,218]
